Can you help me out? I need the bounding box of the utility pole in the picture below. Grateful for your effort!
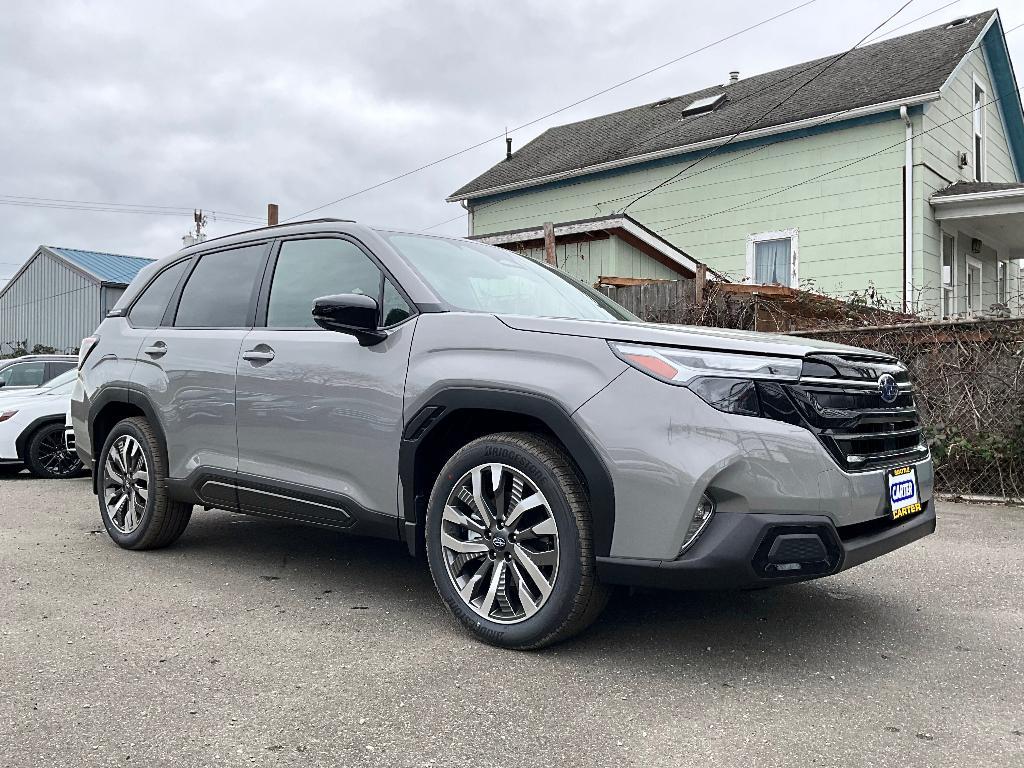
[181,209,208,248]
[267,203,279,226]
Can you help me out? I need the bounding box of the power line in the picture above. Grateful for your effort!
[862,0,962,43]
[658,84,1024,236]
[451,14,1016,229]
[0,194,263,222]
[615,0,917,213]
[282,0,823,222]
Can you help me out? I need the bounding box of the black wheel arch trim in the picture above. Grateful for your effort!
[15,416,67,461]
[398,386,616,558]
[87,385,170,495]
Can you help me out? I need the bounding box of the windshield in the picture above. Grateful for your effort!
[380,232,636,322]
[42,369,77,393]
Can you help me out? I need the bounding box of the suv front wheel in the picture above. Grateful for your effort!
[425,432,608,649]
[98,416,192,550]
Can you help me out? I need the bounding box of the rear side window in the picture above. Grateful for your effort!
[0,361,46,387]
[267,238,383,329]
[46,361,76,381]
[175,245,266,328]
[128,260,189,328]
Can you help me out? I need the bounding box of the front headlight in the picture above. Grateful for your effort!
[610,342,802,415]
[0,410,18,423]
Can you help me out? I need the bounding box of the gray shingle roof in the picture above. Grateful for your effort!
[450,11,995,200]
[931,180,1024,197]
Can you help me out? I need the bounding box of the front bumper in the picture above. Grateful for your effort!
[596,501,936,590]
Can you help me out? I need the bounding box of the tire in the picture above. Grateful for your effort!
[24,422,84,479]
[97,416,192,550]
[425,432,609,650]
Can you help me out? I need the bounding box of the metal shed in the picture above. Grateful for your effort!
[0,246,153,354]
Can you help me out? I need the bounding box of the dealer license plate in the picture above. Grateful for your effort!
[887,466,922,521]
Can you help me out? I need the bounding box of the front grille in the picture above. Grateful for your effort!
[761,353,928,473]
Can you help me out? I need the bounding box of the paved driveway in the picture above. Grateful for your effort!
[1,475,1022,767]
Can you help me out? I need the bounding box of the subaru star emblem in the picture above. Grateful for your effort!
[878,373,899,404]
[492,536,507,549]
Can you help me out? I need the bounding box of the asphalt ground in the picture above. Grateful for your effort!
[2,474,1022,767]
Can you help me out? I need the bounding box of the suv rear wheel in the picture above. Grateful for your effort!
[98,417,192,550]
[425,432,608,649]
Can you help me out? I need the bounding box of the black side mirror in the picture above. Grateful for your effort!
[312,294,387,346]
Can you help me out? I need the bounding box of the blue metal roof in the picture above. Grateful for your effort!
[48,247,154,285]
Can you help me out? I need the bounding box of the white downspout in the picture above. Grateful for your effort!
[901,105,914,313]
[461,199,472,236]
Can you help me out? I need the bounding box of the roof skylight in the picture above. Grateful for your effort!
[681,93,725,115]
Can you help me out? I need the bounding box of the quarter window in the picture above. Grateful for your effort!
[381,278,413,326]
[129,260,189,328]
[267,238,383,329]
[174,245,266,328]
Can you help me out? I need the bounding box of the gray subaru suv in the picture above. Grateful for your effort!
[71,219,934,649]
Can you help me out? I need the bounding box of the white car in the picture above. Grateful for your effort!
[0,369,83,478]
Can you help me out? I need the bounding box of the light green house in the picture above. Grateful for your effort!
[448,10,1024,318]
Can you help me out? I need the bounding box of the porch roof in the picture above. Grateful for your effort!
[931,182,1024,259]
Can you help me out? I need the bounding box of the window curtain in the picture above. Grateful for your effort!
[754,238,791,285]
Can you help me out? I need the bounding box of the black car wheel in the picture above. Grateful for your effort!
[24,422,83,479]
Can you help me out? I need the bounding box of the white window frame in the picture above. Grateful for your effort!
[997,260,1008,304]
[941,230,956,318]
[973,74,987,182]
[966,255,983,312]
[746,228,799,288]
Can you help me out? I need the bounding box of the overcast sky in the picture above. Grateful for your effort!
[1,0,1021,283]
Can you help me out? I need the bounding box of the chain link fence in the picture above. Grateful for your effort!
[795,319,1024,501]
[598,279,1024,501]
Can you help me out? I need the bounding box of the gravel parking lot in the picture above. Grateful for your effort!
[1,474,1022,767]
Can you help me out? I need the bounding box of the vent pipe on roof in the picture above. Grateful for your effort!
[506,136,513,160]
[729,71,740,83]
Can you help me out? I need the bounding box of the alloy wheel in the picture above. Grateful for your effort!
[36,428,82,477]
[103,435,150,534]
[440,462,560,624]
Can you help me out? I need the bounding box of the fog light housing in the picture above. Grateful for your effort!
[679,493,715,555]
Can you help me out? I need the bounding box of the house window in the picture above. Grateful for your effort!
[966,257,982,312]
[998,260,1008,304]
[941,232,955,318]
[973,77,987,182]
[746,229,797,287]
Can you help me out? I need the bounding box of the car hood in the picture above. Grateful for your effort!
[497,315,890,359]
[0,392,65,410]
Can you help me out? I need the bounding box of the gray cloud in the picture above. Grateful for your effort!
[1,0,1019,283]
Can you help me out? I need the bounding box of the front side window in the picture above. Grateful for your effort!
[129,260,189,328]
[0,361,46,387]
[174,245,266,328]
[267,238,384,328]
[748,230,797,287]
[378,232,634,321]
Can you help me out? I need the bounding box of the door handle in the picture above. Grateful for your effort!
[143,342,167,358]
[242,347,275,363]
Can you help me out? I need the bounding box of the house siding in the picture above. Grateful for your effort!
[916,41,1021,315]
[511,234,681,284]
[0,250,101,353]
[472,116,908,301]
